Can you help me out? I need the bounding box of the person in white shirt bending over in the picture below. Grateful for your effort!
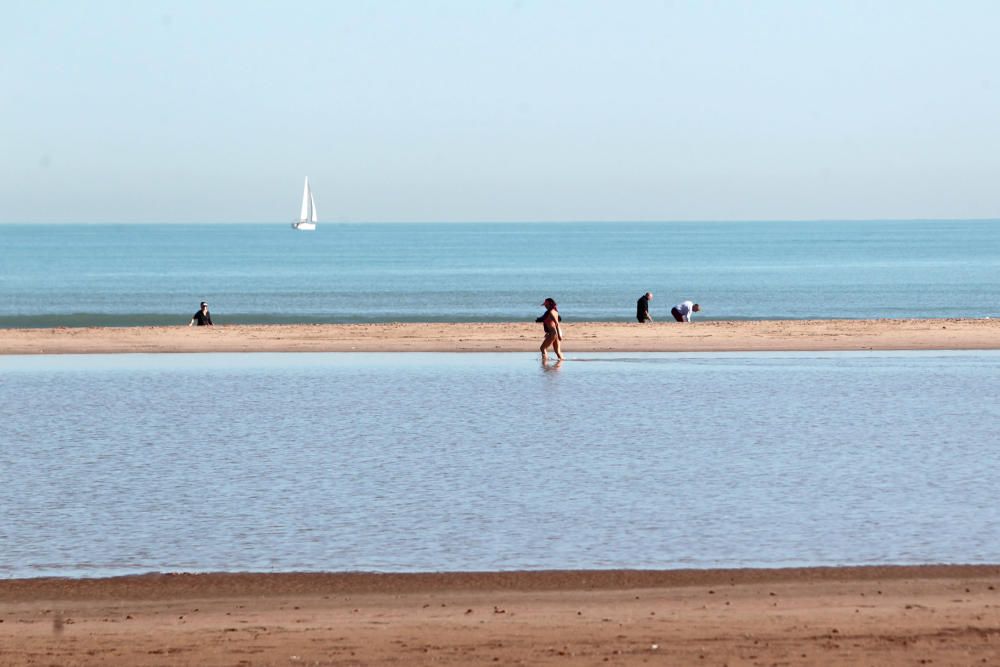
[670,300,700,322]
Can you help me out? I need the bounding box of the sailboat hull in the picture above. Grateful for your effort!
[291,222,316,231]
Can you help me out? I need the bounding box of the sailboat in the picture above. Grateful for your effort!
[291,177,318,231]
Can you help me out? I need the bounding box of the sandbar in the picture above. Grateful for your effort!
[1,318,997,355]
[3,566,999,665]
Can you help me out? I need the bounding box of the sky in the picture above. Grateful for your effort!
[3,0,1000,223]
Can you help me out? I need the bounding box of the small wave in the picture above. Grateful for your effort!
[0,313,976,329]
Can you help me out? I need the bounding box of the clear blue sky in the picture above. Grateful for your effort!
[3,0,999,223]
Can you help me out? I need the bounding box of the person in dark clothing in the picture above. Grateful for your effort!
[636,292,653,322]
[189,301,213,327]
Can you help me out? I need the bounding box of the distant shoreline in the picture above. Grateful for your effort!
[1,564,997,599]
[1,318,997,355]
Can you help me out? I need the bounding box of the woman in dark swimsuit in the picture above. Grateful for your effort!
[536,297,564,361]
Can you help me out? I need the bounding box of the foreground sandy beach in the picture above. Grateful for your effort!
[1,318,997,354]
[3,566,998,665]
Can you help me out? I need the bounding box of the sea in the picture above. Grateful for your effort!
[1,220,998,327]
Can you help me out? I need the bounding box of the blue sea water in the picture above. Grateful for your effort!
[1,220,998,327]
[2,351,998,579]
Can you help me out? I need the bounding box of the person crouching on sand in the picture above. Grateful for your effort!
[536,297,563,361]
[189,301,213,327]
[670,300,700,322]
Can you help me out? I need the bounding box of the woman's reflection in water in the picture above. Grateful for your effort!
[541,359,563,372]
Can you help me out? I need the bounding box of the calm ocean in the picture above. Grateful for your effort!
[2,351,999,578]
[1,220,998,327]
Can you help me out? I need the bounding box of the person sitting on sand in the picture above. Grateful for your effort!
[670,300,700,322]
[536,297,564,361]
[189,301,213,327]
[636,292,653,323]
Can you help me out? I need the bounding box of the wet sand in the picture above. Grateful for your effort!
[1,318,998,354]
[3,566,999,665]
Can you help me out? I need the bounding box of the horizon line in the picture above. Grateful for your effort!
[2,217,1000,225]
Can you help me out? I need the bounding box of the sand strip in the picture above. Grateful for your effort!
[1,318,998,355]
[3,566,999,665]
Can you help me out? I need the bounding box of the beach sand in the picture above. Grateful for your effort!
[2,566,999,665]
[1,318,998,355]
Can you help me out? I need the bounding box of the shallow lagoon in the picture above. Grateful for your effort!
[2,351,998,578]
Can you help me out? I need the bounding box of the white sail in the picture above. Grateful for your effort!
[292,177,317,230]
[299,178,311,222]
